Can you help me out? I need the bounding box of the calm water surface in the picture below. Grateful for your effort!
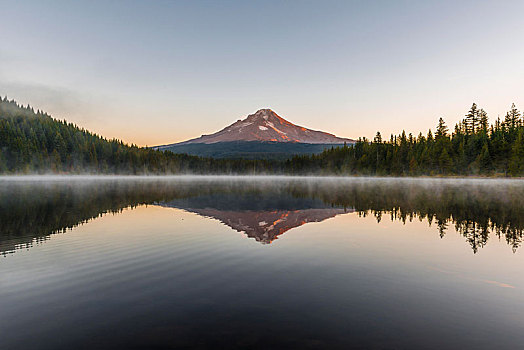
[1,176,523,349]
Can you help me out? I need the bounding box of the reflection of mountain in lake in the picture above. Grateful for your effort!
[185,208,351,243]
[159,193,353,243]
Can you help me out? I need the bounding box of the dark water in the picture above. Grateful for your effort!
[1,176,523,349]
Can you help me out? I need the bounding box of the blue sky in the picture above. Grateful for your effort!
[1,0,524,145]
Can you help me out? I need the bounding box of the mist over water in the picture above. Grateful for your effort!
[2,176,523,254]
[1,176,524,349]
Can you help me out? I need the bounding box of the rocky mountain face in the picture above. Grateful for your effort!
[160,109,354,147]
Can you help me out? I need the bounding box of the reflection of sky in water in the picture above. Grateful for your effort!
[1,178,524,349]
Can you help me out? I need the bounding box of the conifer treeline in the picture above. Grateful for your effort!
[285,102,524,176]
[1,97,523,175]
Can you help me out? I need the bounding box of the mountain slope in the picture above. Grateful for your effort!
[154,141,343,160]
[158,109,354,147]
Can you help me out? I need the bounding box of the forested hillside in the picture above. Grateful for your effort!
[155,140,343,160]
[1,97,523,176]
[0,97,277,174]
[286,103,524,176]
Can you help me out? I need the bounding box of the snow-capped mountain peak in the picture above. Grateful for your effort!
[173,109,353,145]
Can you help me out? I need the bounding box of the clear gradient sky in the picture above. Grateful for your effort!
[1,0,524,146]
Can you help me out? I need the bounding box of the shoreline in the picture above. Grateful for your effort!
[1,174,523,181]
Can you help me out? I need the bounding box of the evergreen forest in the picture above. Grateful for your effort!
[1,97,523,176]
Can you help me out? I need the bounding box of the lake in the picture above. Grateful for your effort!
[1,176,523,349]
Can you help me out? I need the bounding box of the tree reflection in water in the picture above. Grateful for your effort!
[1,177,523,255]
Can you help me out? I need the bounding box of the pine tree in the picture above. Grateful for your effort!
[374,131,382,143]
[435,117,448,139]
[439,148,452,173]
[509,129,524,176]
[477,142,492,173]
[427,130,434,143]
[409,156,418,175]
[479,109,489,132]
[465,103,479,134]
[505,103,521,129]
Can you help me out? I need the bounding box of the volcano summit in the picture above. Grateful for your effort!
[176,109,353,144]
[155,109,354,159]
